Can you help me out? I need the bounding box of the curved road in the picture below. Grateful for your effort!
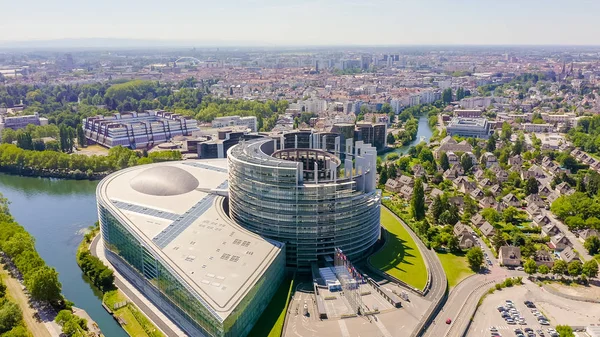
[90,235,179,337]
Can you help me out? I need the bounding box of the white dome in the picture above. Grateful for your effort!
[130,166,199,196]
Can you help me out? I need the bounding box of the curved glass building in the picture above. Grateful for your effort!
[228,137,381,270]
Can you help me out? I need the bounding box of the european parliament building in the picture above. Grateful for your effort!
[97,135,381,336]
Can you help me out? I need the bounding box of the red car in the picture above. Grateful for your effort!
[446,318,452,324]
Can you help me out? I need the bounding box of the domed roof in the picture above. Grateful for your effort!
[130,166,199,196]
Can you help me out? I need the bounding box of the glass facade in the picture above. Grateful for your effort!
[98,202,285,337]
[228,139,381,270]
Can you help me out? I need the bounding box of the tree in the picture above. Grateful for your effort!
[481,208,501,224]
[552,260,568,276]
[448,235,461,253]
[503,207,519,225]
[411,178,426,221]
[76,124,86,148]
[584,236,600,255]
[442,88,453,104]
[386,133,395,145]
[16,132,33,150]
[555,325,575,337]
[430,195,445,223]
[26,266,62,303]
[466,247,484,271]
[379,165,389,185]
[501,122,512,141]
[460,154,473,173]
[568,261,583,277]
[491,231,506,251]
[486,133,497,152]
[582,260,599,278]
[439,152,450,171]
[0,301,22,334]
[523,259,538,275]
[524,177,539,196]
[538,264,550,275]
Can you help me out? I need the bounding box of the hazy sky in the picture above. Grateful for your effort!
[2,0,600,45]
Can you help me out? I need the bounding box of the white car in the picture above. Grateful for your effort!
[489,327,498,332]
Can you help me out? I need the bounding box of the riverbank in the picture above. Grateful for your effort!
[77,229,165,337]
[0,165,108,180]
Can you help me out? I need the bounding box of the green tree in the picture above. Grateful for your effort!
[386,132,395,145]
[552,260,568,275]
[584,236,600,255]
[442,88,453,104]
[582,260,599,278]
[439,152,450,171]
[76,124,86,148]
[503,206,519,225]
[481,208,501,224]
[16,132,33,150]
[568,261,583,277]
[538,264,550,275]
[411,178,426,221]
[486,133,497,152]
[555,325,575,337]
[523,259,538,275]
[448,235,461,253]
[466,247,484,271]
[26,266,62,303]
[379,165,389,185]
[524,177,539,196]
[501,122,512,141]
[430,195,445,223]
[0,301,22,334]
[460,154,473,173]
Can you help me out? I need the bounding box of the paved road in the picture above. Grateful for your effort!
[91,235,179,337]
[545,210,592,261]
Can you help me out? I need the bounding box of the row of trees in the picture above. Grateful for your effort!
[77,251,114,292]
[0,144,182,178]
[0,194,64,307]
[523,258,598,278]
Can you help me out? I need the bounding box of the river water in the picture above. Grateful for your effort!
[0,174,127,337]
[379,114,434,160]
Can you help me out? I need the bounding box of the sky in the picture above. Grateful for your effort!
[1,0,600,46]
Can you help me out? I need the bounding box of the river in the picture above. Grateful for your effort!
[0,174,127,337]
[379,114,434,160]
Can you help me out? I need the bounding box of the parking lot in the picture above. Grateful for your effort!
[468,280,600,337]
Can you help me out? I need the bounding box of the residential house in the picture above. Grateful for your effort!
[579,229,599,241]
[508,154,523,167]
[443,168,459,180]
[546,192,560,205]
[523,165,546,180]
[541,223,561,237]
[482,152,498,168]
[470,188,485,199]
[448,196,465,211]
[493,167,509,183]
[474,169,486,181]
[525,194,545,208]
[453,222,470,237]
[538,184,553,197]
[446,151,460,166]
[559,246,579,263]
[385,179,402,193]
[555,182,575,196]
[480,221,496,237]
[526,203,543,217]
[534,250,554,268]
[397,175,414,188]
[502,193,520,207]
[450,164,465,176]
[550,233,571,251]
[479,178,494,188]
[489,184,502,196]
[534,214,553,227]
[457,232,477,250]
[471,213,485,227]
[399,185,414,199]
[499,246,522,267]
[434,136,474,159]
[412,164,426,178]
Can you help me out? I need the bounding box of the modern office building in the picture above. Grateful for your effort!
[355,123,387,151]
[446,117,492,139]
[227,137,381,270]
[83,110,199,149]
[97,160,285,337]
[211,116,257,132]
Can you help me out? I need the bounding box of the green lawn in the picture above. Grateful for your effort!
[436,251,474,288]
[103,290,164,337]
[248,276,294,337]
[370,208,428,290]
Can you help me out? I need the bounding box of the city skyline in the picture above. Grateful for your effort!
[2,0,600,46]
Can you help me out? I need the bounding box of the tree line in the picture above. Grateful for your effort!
[0,194,65,309]
[0,144,182,179]
[77,224,114,292]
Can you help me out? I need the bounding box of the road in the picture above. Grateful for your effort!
[0,262,55,337]
[90,235,179,337]
[545,210,592,261]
